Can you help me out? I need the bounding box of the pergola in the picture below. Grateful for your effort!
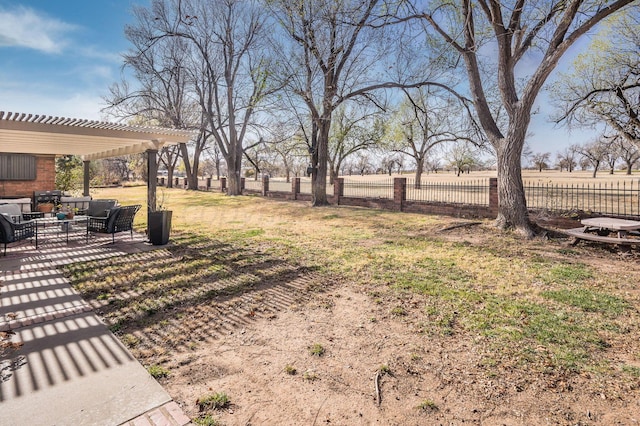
[0,111,194,232]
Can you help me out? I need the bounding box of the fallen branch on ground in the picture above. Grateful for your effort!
[438,221,482,232]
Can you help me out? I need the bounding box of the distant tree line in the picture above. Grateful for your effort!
[96,0,637,237]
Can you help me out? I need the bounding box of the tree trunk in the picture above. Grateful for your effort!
[179,143,195,190]
[226,144,243,196]
[166,167,174,188]
[414,158,424,189]
[312,115,330,206]
[495,138,534,238]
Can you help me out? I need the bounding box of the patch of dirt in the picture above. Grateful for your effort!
[158,282,640,425]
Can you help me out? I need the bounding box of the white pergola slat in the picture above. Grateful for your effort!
[0,111,193,160]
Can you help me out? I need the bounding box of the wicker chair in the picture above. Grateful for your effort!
[0,212,36,255]
[86,205,141,243]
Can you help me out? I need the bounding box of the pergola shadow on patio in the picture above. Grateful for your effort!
[0,111,194,234]
[0,111,194,425]
[0,233,191,425]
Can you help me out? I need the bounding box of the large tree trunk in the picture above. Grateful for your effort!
[495,137,533,238]
[179,143,195,190]
[166,167,174,188]
[414,157,424,189]
[312,115,331,206]
[226,143,243,196]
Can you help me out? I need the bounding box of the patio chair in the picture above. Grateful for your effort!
[0,199,44,220]
[86,205,141,243]
[0,210,36,255]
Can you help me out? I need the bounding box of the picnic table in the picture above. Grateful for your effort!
[565,217,640,245]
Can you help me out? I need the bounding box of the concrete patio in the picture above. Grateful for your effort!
[0,233,191,426]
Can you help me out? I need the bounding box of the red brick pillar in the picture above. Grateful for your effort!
[262,176,269,196]
[241,177,246,191]
[394,178,406,212]
[292,178,300,200]
[334,178,344,205]
[221,177,227,193]
[489,177,498,217]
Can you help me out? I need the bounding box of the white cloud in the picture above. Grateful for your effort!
[0,83,105,120]
[0,6,76,54]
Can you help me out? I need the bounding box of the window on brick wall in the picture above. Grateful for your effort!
[0,154,37,180]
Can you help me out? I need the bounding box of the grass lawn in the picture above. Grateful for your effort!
[62,185,640,423]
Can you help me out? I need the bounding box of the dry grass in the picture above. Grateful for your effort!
[65,186,640,398]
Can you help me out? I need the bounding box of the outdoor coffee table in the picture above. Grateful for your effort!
[34,215,88,247]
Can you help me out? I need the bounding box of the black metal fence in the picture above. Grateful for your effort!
[173,175,640,220]
[524,180,640,219]
[343,179,395,199]
[406,179,489,206]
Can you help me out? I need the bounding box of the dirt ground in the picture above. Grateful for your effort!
[147,236,640,426]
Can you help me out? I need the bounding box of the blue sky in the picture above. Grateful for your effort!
[0,0,599,156]
[0,0,146,119]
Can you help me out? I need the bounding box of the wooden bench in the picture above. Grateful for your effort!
[564,227,640,245]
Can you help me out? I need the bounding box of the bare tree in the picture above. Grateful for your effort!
[614,134,640,174]
[553,8,640,153]
[444,142,479,177]
[577,139,609,178]
[387,87,476,187]
[104,12,199,187]
[264,122,308,183]
[142,0,281,195]
[404,0,635,236]
[268,0,452,206]
[328,103,385,184]
[603,141,620,174]
[556,145,579,172]
[531,152,551,172]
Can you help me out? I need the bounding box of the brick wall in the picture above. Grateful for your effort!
[0,155,55,198]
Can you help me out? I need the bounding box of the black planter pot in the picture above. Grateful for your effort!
[149,210,172,245]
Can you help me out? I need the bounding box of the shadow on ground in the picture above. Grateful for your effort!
[61,231,333,361]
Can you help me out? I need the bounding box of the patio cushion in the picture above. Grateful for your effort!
[0,198,32,213]
[0,214,14,241]
[60,196,92,211]
[86,199,117,217]
[0,204,23,221]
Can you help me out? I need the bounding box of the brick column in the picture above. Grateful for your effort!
[334,178,344,205]
[394,178,406,212]
[241,177,246,191]
[221,177,227,193]
[262,176,269,196]
[292,178,300,200]
[206,177,211,191]
[489,177,498,217]
[174,177,179,187]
